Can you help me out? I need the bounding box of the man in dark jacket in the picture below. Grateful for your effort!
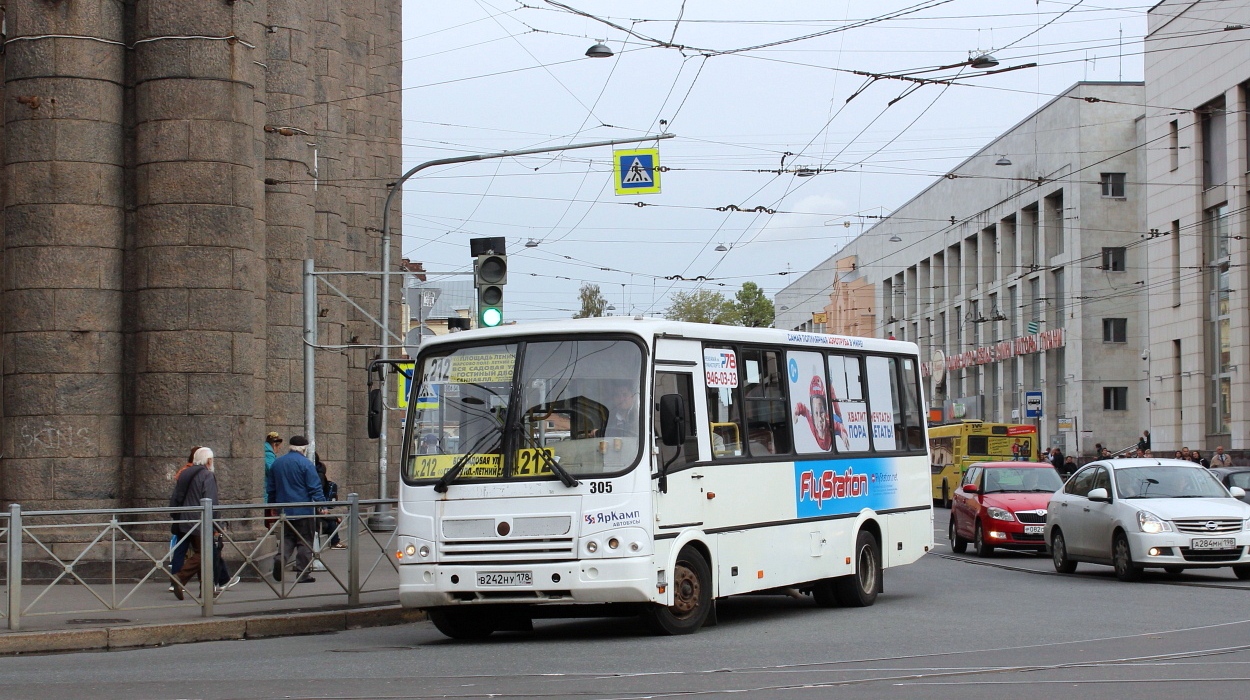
[169,447,219,599]
[266,435,324,583]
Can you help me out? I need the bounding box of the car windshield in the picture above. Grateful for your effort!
[405,338,644,485]
[1115,466,1230,499]
[981,467,1064,493]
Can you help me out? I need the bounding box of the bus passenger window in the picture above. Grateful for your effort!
[704,346,743,459]
[742,349,791,456]
[865,356,904,451]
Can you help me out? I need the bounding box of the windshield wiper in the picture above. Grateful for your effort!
[535,448,579,488]
[433,429,502,493]
[517,429,579,487]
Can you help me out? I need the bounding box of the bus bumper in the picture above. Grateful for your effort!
[398,556,656,608]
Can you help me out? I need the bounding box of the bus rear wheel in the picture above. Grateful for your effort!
[642,545,712,635]
[830,530,881,607]
[427,607,496,640]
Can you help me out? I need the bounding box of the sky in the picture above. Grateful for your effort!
[398,1,1150,322]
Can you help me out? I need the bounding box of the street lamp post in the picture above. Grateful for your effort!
[368,132,675,529]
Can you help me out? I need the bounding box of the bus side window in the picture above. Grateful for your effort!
[654,372,698,465]
[900,358,925,449]
[704,346,744,459]
[742,348,791,456]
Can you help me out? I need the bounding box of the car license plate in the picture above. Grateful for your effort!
[1190,538,1236,551]
[1024,525,1044,535]
[477,571,532,586]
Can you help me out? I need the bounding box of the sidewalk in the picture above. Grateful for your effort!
[0,549,425,655]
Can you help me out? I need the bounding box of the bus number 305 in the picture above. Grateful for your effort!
[589,481,612,493]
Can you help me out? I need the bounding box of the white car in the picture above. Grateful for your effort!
[1045,458,1250,581]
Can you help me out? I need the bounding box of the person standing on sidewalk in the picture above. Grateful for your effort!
[266,435,325,583]
[263,432,283,527]
[1211,445,1233,468]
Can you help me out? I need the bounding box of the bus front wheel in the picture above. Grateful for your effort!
[642,545,712,635]
[427,607,496,640]
[830,530,882,607]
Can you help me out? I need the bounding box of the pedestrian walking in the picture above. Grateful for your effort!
[1138,430,1151,453]
[168,447,236,598]
[169,446,201,586]
[1192,450,1210,468]
[266,435,325,583]
[315,453,343,549]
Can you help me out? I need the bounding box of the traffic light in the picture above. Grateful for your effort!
[472,237,507,327]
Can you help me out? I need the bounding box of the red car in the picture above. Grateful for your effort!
[948,461,1064,556]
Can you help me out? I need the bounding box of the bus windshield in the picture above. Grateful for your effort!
[405,337,644,485]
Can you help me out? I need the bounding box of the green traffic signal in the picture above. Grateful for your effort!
[480,306,503,327]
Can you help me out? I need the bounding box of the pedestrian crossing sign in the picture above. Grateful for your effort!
[614,148,661,195]
[396,362,415,409]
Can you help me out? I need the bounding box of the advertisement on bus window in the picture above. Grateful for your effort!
[826,355,869,452]
[794,457,902,517]
[787,351,832,454]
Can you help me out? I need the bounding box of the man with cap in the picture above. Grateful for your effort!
[266,435,325,583]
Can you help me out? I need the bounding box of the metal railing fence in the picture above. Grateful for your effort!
[0,495,398,631]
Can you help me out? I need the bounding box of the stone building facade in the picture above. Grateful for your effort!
[1143,0,1250,455]
[0,0,402,510]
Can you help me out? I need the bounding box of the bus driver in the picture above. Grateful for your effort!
[603,382,639,438]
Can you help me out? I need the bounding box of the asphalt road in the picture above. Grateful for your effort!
[3,508,1250,700]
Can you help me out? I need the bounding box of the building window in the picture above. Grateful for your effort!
[1207,205,1232,433]
[1102,318,1127,343]
[1103,387,1128,411]
[1201,98,1227,188]
[1100,173,1126,198]
[1169,119,1179,171]
[1101,247,1126,272]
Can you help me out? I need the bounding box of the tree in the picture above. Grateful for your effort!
[732,282,775,327]
[573,283,608,318]
[664,289,736,324]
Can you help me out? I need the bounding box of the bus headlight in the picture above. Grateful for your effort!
[586,540,598,553]
[405,544,417,557]
[608,538,620,550]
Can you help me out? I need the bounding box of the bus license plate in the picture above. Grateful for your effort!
[1190,538,1236,551]
[477,571,532,586]
[1023,525,1044,535]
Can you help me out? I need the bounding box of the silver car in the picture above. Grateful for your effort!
[1045,459,1250,581]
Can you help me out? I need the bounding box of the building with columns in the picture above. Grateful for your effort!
[0,0,402,510]
[1143,0,1250,456]
[778,82,1150,456]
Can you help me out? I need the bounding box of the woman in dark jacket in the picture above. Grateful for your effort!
[314,454,343,548]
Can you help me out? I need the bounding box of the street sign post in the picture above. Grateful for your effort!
[1025,391,1043,418]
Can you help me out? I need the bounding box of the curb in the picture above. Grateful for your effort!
[0,606,427,656]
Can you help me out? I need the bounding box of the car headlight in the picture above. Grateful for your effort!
[986,506,1014,522]
[1138,510,1173,534]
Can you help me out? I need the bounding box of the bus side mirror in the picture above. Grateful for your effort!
[367,388,382,439]
[658,394,687,447]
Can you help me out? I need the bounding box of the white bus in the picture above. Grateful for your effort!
[395,318,932,638]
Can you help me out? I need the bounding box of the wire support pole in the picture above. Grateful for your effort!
[370,133,674,528]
